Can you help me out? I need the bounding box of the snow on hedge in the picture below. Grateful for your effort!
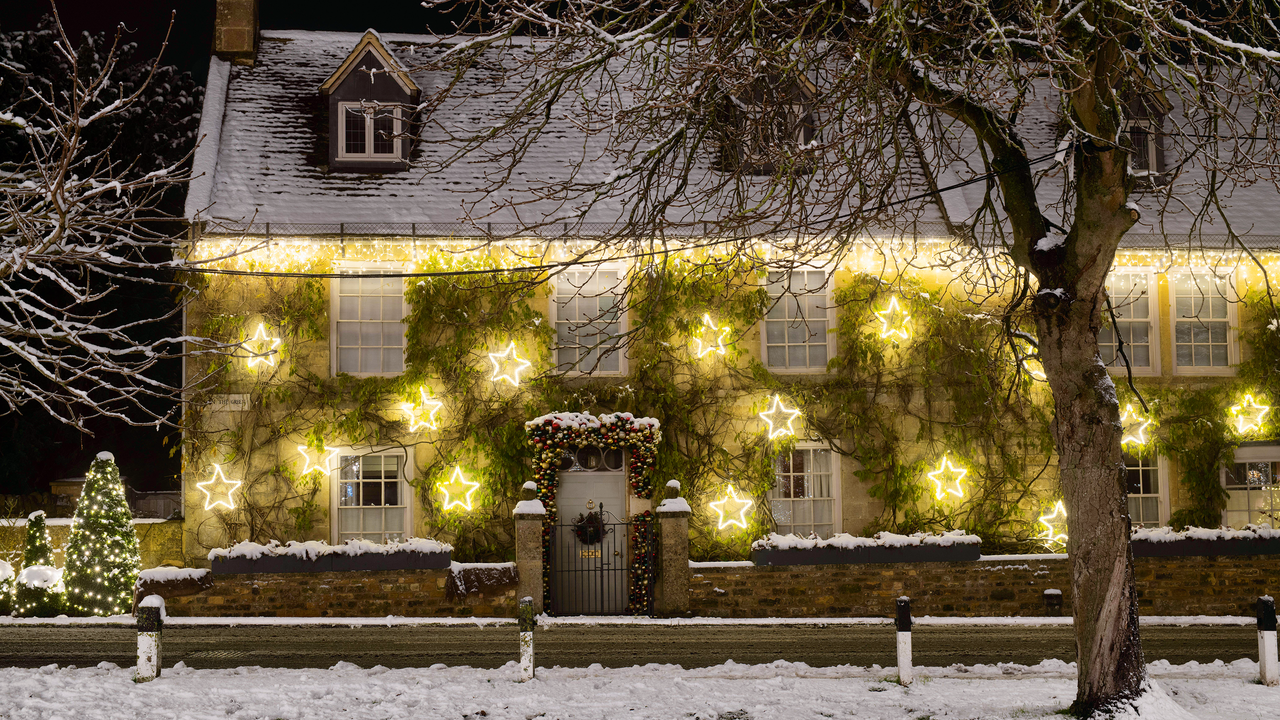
[208,537,452,562]
[16,565,63,590]
[136,567,210,585]
[1131,524,1280,542]
[752,530,981,551]
[0,559,12,583]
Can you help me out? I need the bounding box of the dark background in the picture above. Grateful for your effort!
[0,1,443,496]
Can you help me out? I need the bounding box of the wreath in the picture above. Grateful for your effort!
[571,511,605,545]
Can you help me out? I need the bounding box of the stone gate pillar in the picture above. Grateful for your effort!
[513,481,546,615]
[655,480,691,617]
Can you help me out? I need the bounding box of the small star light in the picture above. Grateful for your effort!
[489,342,532,387]
[874,296,911,341]
[1038,500,1068,550]
[297,446,340,477]
[759,395,802,440]
[1230,394,1271,434]
[197,465,241,511]
[438,466,480,511]
[927,455,967,501]
[401,387,444,431]
[710,485,754,530]
[245,322,281,368]
[1119,404,1153,447]
[693,313,731,358]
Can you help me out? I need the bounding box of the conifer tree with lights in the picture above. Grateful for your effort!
[22,510,55,568]
[62,452,141,616]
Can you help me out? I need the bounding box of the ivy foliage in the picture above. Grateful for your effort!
[187,250,1280,562]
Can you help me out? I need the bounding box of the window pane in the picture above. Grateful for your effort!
[339,508,359,533]
[344,108,366,154]
[363,508,384,532]
[372,112,395,155]
[363,481,383,506]
[384,508,404,534]
[360,348,381,373]
[339,482,358,507]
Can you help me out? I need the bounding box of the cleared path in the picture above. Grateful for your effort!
[0,623,1256,670]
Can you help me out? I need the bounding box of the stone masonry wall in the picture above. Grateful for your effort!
[688,554,1279,618]
[164,566,520,618]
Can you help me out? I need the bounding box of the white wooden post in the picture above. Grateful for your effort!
[134,595,164,683]
[896,596,913,686]
[519,596,536,682]
[1260,596,1278,687]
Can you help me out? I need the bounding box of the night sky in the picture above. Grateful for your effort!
[0,2,448,494]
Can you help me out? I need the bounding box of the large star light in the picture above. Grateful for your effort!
[710,485,754,530]
[875,296,911,341]
[1230,395,1271,434]
[438,466,481,511]
[1119,404,1153,447]
[927,455,967,501]
[245,322,282,368]
[759,395,802,440]
[198,465,241,511]
[693,313,731,358]
[489,342,532,387]
[401,387,444,431]
[1038,500,1068,550]
[297,446,340,477]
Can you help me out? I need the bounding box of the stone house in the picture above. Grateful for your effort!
[179,2,1280,572]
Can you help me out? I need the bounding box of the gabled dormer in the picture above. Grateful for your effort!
[715,73,818,176]
[320,30,420,172]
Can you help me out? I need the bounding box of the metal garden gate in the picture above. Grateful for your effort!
[549,507,651,615]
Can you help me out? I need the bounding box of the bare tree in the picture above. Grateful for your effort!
[413,0,1280,713]
[0,8,209,431]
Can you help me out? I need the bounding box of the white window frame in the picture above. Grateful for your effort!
[329,446,415,545]
[1169,269,1238,377]
[1101,268,1160,377]
[330,263,408,378]
[337,102,403,160]
[769,442,842,538]
[549,264,629,376]
[1122,447,1170,528]
[761,265,837,374]
[1221,444,1280,529]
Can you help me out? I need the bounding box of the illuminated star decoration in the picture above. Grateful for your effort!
[759,395,802,440]
[693,313,732,358]
[197,465,241,511]
[1119,404,1153,447]
[489,342,532,387]
[245,322,282,368]
[874,296,911,341]
[1038,500,1068,550]
[709,485,754,530]
[401,387,444,431]
[438,466,480,511]
[927,455,967,501]
[297,446,340,477]
[1230,394,1271,434]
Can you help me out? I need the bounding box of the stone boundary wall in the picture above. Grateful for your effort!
[163,566,520,618]
[1,519,185,570]
[688,555,1278,618]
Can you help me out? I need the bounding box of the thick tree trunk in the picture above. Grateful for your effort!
[1031,140,1145,714]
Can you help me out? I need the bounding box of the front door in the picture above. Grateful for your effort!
[551,467,628,615]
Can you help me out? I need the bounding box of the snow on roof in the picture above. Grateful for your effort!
[192,30,1280,249]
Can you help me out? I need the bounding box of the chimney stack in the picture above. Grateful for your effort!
[214,0,259,66]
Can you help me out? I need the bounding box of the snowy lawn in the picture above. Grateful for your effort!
[1,657,1276,719]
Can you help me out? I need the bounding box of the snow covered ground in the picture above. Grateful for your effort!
[0,657,1275,719]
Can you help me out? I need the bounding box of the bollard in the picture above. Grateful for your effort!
[896,596,913,686]
[134,594,164,683]
[1260,596,1278,687]
[1043,589,1063,617]
[519,596,536,682]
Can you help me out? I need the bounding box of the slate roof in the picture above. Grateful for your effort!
[186,30,1280,249]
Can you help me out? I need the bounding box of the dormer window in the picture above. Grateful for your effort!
[1127,119,1160,174]
[320,30,420,171]
[715,74,817,176]
[339,103,402,160]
